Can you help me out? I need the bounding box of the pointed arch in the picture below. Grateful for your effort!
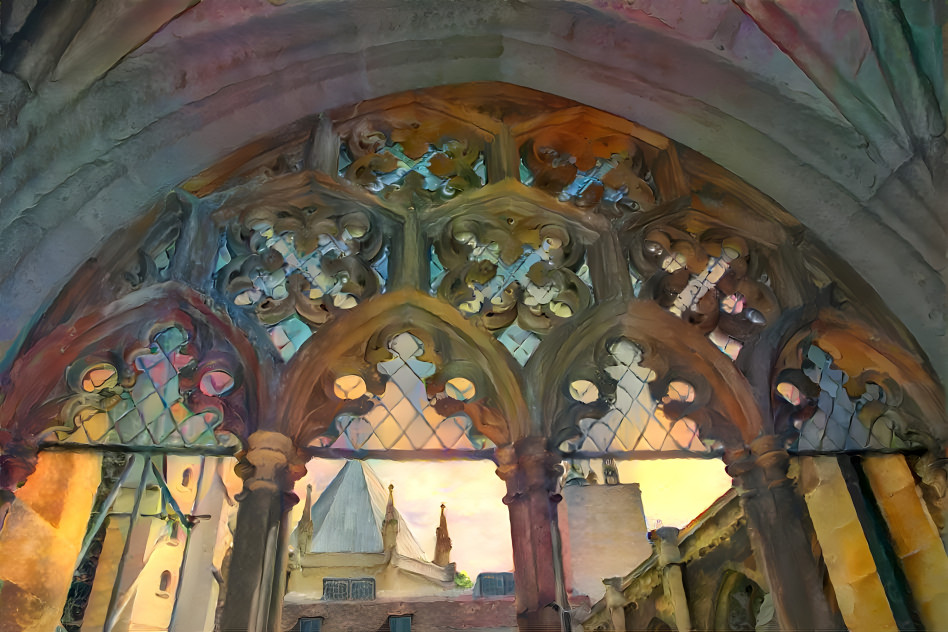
[277,289,530,448]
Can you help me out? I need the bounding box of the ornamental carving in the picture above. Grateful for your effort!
[312,332,495,454]
[519,127,658,212]
[214,204,388,359]
[626,219,780,360]
[776,344,921,452]
[338,109,488,204]
[556,337,715,457]
[430,211,594,361]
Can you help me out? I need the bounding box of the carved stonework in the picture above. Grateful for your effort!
[338,108,488,205]
[214,204,388,358]
[519,126,658,212]
[626,218,779,360]
[775,343,923,452]
[56,326,243,450]
[431,212,594,337]
[556,337,713,457]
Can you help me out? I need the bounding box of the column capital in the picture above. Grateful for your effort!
[724,435,791,493]
[235,430,306,503]
[495,436,563,502]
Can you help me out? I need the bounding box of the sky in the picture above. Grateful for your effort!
[289,457,734,578]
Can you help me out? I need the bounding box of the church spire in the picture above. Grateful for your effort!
[382,483,399,551]
[299,483,314,553]
[433,503,452,567]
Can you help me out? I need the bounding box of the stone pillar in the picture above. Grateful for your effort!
[650,527,690,632]
[220,431,304,632]
[798,456,898,632]
[861,454,948,630]
[725,436,840,632]
[496,437,565,632]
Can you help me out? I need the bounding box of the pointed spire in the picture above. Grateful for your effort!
[298,483,314,553]
[434,503,452,567]
[382,483,399,551]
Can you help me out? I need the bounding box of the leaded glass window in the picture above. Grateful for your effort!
[58,327,238,449]
[560,339,711,456]
[315,333,492,453]
[782,345,919,452]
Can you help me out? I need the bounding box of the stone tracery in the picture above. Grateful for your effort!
[0,83,943,632]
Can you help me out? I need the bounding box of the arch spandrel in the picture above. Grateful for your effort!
[276,289,531,449]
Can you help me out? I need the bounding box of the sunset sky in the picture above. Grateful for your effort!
[290,457,734,577]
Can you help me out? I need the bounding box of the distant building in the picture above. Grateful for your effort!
[283,461,516,631]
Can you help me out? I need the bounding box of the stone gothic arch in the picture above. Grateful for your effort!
[0,79,945,632]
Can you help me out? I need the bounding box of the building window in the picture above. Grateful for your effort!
[389,615,412,632]
[299,618,323,632]
[156,570,173,598]
[322,577,375,601]
[473,572,515,597]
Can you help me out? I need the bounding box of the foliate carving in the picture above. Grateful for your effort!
[557,338,714,457]
[431,213,593,354]
[776,344,920,452]
[214,205,387,359]
[56,326,241,449]
[520,129,657,211]
[339,114,487,203]
[628,223,778,360]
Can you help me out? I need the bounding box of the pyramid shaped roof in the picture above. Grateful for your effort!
[308,460,428,561]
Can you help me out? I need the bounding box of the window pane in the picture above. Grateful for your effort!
[300,618,323,632]
[389,615,412,632]
[322,579,349,600]
[350,579,376,600]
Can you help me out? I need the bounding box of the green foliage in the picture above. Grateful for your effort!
[454,571,474,588]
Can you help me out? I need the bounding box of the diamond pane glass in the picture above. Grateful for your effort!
[562,340,711,457]
[60,328,238,449]
[785,345,918,452]
[315,333,493,454]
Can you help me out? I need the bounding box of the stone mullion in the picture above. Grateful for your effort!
[861,453,948,630]
[586,228,635,303]
[219,431,303,632]
[487,124,519,184]
[305,113,339,175]
[726,437,841,632]
[388,208,427,293]
[496,438,566,632]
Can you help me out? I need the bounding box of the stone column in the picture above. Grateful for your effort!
[798,456,898,632]
[725,436,840,632]
[861,454,948,630]
[650,527,690,632]
[496,437,566,632]
[220,431,304,632]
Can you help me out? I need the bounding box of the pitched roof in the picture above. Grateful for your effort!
[308,460,428,561]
